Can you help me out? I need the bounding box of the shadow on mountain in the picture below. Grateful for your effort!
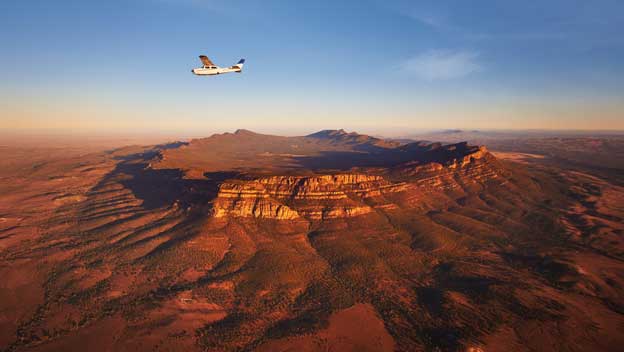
[94,143,238,211]
[292,142,481,171]
[292,150,394,170]
[116,166,240,210]
[95,138,488,210]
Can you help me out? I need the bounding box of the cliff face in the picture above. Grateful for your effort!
[212,196,300,219]
[211,145,500,220]
[212,174,407,220]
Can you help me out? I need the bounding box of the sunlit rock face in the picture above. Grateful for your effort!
[210,145,499,220]
[211,174,404,220]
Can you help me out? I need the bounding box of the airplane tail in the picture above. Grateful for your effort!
[231,58,245,71]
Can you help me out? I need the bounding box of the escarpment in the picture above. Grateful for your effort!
[210,144,501,220]
[211,174,406,220]
[149,130,502,220]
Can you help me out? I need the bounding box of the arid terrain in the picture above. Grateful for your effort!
[1,129,623,351]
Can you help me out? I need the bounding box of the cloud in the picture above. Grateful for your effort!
[400,50,481,80]
[408,12,449,30]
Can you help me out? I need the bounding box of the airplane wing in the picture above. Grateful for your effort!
[199,55,215,67]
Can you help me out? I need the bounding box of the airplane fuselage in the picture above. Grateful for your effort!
[192,66,241,75]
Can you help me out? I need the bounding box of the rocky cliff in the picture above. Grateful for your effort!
[211,144,500,220]
[211,174,407,220]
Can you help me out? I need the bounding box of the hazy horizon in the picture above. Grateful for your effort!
[2,126,624,151]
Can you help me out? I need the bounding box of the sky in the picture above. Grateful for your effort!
[1,0,623,136]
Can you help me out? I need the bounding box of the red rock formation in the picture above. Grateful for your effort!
[211,145,498,220]
[211,174,405,220]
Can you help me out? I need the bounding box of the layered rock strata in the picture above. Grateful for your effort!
[211,174,406,220]
[211,146,498,220]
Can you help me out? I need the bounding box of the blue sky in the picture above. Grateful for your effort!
[1,0,623,135]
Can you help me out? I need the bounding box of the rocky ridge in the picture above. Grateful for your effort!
[211,174,406,220]
[211,143,497,220]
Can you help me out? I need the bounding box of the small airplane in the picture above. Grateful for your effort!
[192,55,245,76]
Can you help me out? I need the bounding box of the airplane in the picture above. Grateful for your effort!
[192,55,245,76]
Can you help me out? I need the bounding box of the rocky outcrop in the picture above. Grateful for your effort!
[395,145,492,176]
[211,174,406,220]
[445,145,489,168]
[212,197,300,220]
[210,145,501,220]
[393,147,503,199]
